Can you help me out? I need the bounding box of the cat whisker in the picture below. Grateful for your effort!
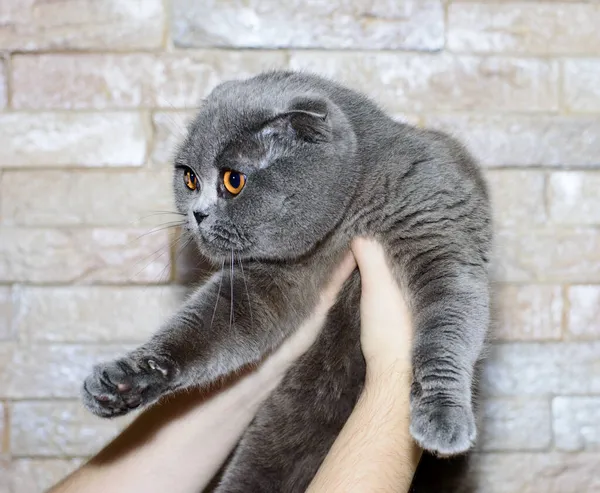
[135,221,186,241]
[147,210,186,216]
[137,211,186,221]
[275,285,295,342]
[128,228,184,282]
[129,244,170,282]
[229,249,234,332]
[157,96,201,113]
[210,259,225,331]
[157,235,193,285]
[237,253,253,331]
[155,98,195,137]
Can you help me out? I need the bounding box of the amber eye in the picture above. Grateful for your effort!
[183,168,198,191]
[223,170,246,195]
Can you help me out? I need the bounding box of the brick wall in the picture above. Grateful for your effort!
[1,1,599,491]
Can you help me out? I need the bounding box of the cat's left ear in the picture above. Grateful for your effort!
[273,97,332,143]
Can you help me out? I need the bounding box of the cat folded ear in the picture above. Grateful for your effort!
[267,97,332,143]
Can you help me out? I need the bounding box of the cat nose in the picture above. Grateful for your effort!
[193,211,208,225]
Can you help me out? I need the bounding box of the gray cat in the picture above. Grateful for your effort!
[82,71,491,492]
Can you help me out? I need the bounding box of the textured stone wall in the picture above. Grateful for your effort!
[1,1,599,491]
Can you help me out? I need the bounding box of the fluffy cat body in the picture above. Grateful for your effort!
[82,71,492,492]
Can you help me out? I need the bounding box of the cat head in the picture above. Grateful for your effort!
[173,71,358,262]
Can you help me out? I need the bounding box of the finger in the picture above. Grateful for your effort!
[351,237,413,330]
[351,238,396,293]
[320,250,357,307]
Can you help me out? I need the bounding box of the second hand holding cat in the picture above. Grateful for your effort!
[352,238,414,381]
[307,239,420,493]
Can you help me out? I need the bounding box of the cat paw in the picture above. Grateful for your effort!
[82,354,177,418]
[410,398,476,457]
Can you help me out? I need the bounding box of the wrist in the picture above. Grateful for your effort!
[364,359,413,397]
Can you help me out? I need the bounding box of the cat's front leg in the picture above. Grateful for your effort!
[406,258,489,456]
[82,264,316,418]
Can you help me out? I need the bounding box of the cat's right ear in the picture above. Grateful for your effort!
[266,97,332,143]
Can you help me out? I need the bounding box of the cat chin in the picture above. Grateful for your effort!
[193,235,250,262]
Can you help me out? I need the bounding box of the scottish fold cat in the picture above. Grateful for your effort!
[82,71,491,492]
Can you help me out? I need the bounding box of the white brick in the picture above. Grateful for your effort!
[552,397,600,452]
[0,402,4,450]
[14,286,185,343]
[0,458,10,492]
[564,59,600,113]
[448,3,600,55]
[0,113,148,168]
[566,286,600,340]
[0,228,171,284]
[172,0,444,50]
[479,398,551,451]
[0,287,13,341]
[494,228,600,283]
[553,397,600,452]
[0,344,131,399]
[290,53,558,113]
[548,172,600,226]
[485,170,546,227]
[425,114,600,167]
[1,170,174,227]
[12,54,157,110]
[10,459,83,493]
[12,52,288,110]
[474,453,600,493]
[151,112,195,167]
[0,60,6,109]
[493,285,562,341]
[12,401,132,456]
[0,0,164,51]
[483,342,600,396]
[451,1,600,2]
[154,52,288,109]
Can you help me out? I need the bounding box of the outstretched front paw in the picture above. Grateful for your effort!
[82,354,178,418]
[410,389,476,457]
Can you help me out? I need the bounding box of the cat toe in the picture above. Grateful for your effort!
[81,355,176,418]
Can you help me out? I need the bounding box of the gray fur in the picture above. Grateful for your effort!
[82,71,492,492]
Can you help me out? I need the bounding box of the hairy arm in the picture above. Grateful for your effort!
[49,368,284,493]
[307,238,421,492]
[307,368,419,492]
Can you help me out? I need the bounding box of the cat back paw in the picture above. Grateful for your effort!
[410,399,476,456]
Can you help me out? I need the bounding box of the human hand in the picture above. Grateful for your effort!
[351,238,414,382]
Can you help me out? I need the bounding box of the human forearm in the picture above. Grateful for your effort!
[305,238,422,492]
[50,367,282,493]
[307,365,421,493]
